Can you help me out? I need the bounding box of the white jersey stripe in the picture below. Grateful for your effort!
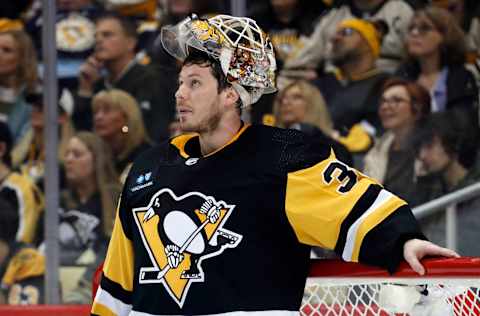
[131,310,299,316]
[94,286,132,315]
[342,189,394,261]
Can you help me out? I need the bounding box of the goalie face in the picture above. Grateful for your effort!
[175,62,233,134]
[161,14,277,107]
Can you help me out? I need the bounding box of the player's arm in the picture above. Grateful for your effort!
[91,192,134,316]
[284,148,426,273]
[4,176,43,244]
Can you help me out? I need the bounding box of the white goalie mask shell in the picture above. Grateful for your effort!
[161,14,277,107]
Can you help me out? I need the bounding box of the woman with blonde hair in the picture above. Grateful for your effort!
[92,89,151,182]
[60,131,121,248]
[273,80,352,165]
[273,80,333,135]
[0,29,38,143]
[59,131,121,303]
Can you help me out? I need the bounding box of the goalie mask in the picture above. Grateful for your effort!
[161,14,277,107]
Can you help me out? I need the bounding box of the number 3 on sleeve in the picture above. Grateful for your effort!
[322,161,358,193]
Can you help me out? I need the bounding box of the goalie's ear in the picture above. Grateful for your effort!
[222,86,240,109]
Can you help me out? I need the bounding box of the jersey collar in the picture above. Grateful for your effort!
[171,123,250,159]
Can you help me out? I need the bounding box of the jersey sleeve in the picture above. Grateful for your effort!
[285,149,425,272]
[91,190,134,316]
[4,174,44,244]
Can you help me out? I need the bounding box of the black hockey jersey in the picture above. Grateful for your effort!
[91,124,424,315]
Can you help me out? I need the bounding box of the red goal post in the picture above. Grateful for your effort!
[0,257,478,315]
[302,257,480,316]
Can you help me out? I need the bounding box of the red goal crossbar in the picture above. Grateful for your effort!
[309,257,480,278]
[0,258,478,315]
[304,257,480,316]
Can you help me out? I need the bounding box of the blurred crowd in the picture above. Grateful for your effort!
[1,0,480,306]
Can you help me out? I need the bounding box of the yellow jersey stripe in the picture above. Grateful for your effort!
[349,191,407,261]
[170,124,250,158]
[285,153,375,249]
[104,207,134,292]
[170,133,198,158]
[92,287,131,316]
[4,173,43,243]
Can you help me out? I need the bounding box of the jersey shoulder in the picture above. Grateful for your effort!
[248,124,333,173]
[128,136,190,171]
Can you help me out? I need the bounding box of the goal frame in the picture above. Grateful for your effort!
[303,257,480,316]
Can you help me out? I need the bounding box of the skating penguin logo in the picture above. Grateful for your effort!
[132,188,242,307]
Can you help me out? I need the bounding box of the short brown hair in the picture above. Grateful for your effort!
[381,77,431,120]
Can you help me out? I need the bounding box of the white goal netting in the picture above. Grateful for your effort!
[301,258,480,316]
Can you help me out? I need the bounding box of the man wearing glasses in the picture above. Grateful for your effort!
[312,18,391,155]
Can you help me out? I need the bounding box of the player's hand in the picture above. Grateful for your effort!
[78,55,103,94]
[207,206,220,224]
[200,199,220,224]
[165,245,183,268]
[403,239,460,275]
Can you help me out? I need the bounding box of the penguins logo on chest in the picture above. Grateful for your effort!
[132,188,242,307]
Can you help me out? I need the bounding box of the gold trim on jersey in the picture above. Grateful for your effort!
[170,124,250,158]
[346,189,405,261]
[170,133,198,158]
[3,172,44,243]
[92,287,131,316]
[91,302,117,316]
[1,248,45,286]
[103,204,134,292]
[285,150,405,261]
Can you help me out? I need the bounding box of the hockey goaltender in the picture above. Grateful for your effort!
[91,13,458,316]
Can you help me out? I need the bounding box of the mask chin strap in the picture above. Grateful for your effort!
[231,83,252,108]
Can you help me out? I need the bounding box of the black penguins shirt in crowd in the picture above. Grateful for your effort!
[91,124,424,316]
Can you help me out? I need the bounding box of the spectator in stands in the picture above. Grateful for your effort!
[0,121,43,245]
[396,7,478,116]
[159,0,225,25]
[282,0,414,77]
[248,0,326,69]
[363,78,431,202]
[273,80,353,165]
[0,29,38,144]
[103,0,157,20]
[59,131,120,265]
[75,12,176,142]
[430,0,480,61]
[274,80,332,133]
[92,89,151,183]
[312,18,390,155]
[11,87,75,191]
[0,203,45,305]
[24,0,104,91]
[0,1,30,31]
[414,112,480,255]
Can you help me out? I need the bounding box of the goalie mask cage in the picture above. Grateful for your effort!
[302,257,480,316]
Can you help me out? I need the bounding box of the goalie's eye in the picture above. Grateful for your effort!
[191,79,201,88]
